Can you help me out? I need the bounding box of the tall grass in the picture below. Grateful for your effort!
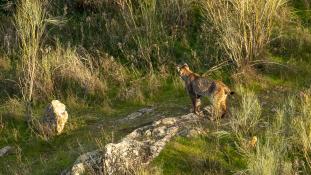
[230,88,311,174]
[246,140,292,175]
[201,0,288,71]
[102,0,193,72]
[39,42,163,104]
[1,0,310,174]
[230,86,262,139]
[14,0,47,122]
[289,90,311,173]
[245,108,292,175]
[228,86,293,174]
[52,47,106,95]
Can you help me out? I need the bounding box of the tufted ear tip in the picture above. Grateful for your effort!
[183,63,190,70]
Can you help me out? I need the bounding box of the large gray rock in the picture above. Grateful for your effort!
[64,113,205,175]
[41,100,68,136]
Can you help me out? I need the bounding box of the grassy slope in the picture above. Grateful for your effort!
[2,63,305,174]
[0,78,190,175]
[151,2,311,174]
[151,75,294,174]
[0,1,311,175]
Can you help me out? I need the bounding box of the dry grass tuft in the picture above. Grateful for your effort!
[289,89,311,172]
[246,140,292,175]
[99,54,130,85]
[230,86,262,139]
[103,0,192,71]
[201,0,288,70]
[233,89,311,175]
[233,92,293,175]
[40,44,107,97]
[0,97,25,119]
[14,0,47,121]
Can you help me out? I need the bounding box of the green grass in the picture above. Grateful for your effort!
[1,0,311,174]
[291,0,311,26]
[2,44,311,174]
[0,78,190,174]
[153,135,246,175]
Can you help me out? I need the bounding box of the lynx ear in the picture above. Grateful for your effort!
[183,63,188,67]
[176,65,180,71]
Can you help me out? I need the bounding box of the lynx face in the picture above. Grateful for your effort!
[176,63,191,81]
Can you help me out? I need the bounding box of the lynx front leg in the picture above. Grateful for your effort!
[191,96,202,116]
[194,98,201,115]
[190,96,196,113]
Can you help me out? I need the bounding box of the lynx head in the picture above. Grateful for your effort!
[176,63,191,80]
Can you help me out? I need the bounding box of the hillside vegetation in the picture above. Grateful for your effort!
[0,0,311,174]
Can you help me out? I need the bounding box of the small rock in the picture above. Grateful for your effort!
[271,107,277,113]
[0,146,12,157]
[41,100,68,136]
[127,112,142,120]
[186,128,206,137]
[138,108,153,113]
[118,107,154,122]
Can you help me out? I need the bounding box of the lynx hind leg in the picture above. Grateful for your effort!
[220,97,228,118]
[213,101,222,120]
[211,90,226,120]
[223,94,233,117]
[218,90,230,118]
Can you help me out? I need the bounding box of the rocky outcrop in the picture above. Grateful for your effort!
[40,100,68,136]
[64,113,206,175]
[0,146,12,157]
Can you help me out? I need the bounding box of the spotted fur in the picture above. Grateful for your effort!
[177,63,234,118]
